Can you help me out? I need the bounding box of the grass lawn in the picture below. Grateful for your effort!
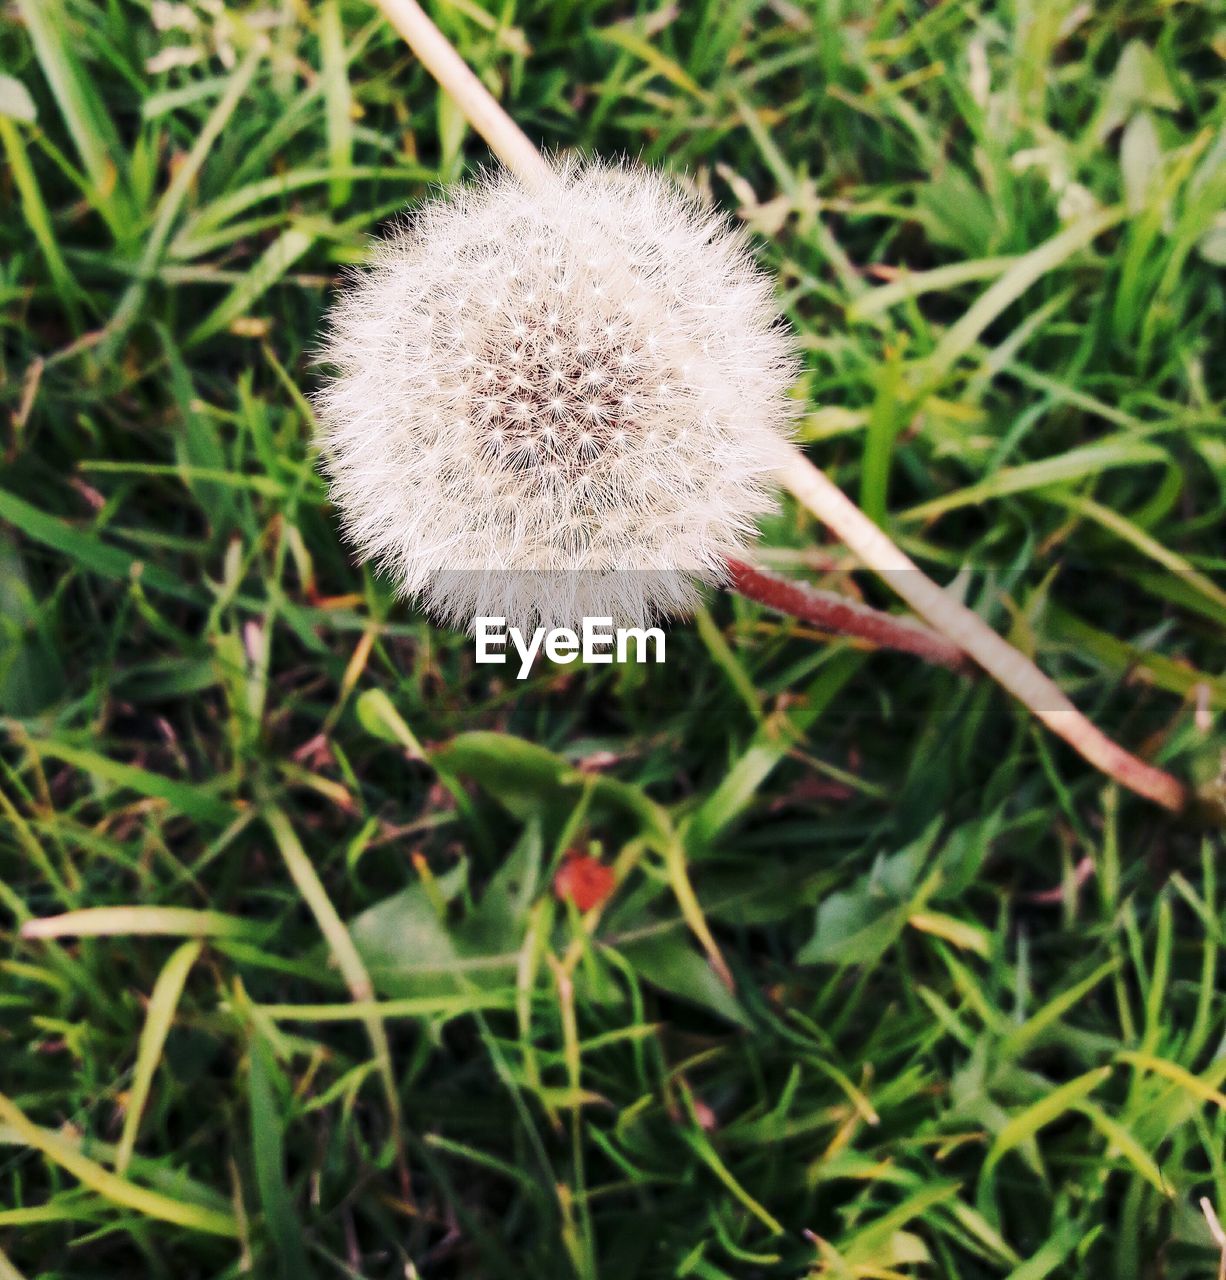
[2,0,1225,1276]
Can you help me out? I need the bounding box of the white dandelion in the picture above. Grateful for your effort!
[314,159,798,631]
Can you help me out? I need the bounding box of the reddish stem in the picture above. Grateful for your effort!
[726,557,976,676]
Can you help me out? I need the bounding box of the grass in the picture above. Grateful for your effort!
[1,0,1224,1276]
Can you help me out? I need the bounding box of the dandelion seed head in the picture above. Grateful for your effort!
[314,159,797,631]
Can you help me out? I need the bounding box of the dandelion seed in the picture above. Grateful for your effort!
[314,159,797,631]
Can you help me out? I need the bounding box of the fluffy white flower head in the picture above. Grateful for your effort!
[314,159,797,631]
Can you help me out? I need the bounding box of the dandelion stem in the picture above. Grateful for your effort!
[367,0,1191,816]
[373,0,550,185]
[726,558,974,675]
[777,452,1187,813]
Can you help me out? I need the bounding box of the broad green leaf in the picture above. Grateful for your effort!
[914,169,1002,257]
[798,891,910,967]
[433,731,572,823]
[798,825,942,966]
[1097,40,1180,140]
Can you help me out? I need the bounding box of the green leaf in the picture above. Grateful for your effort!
[354,688,425,758]
[798,890,910,967]
[319,0,353,207]
[115,941,204,1175]
[0,489,195,602]
[686,653,864,850]
[14,0,130,232]
[433,731,570,818]
[848,255,1017,322]
[1121,112,1163,213]
[916,208,1124,387]
[186,227,316,346]
[901,437,1168,523]
[1098,40,1180,140]
[997,960,1119,1062]
[248,1032,313,1277]
[798,825,942,966]
[1198,217,1226,266]
[982,1067,1113,1177]
[0,1091,237,1237]
[1076,1103,1170,1195]
[618,931,752,1029]
[173,166,432,246]
[27,740,236,826]
[350,883,519,998]
[21,907,266,940]
[0,536,64,714]
[915,169,1002,257]
[102,48,264,358]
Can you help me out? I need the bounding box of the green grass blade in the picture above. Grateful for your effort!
[1076,1103,1170,1195]
[320,1,353,207]
[848,255,1018,321]
[263,806,404,1167]
[1046,492,1226,615]
[983,1067,1114,1177]
[0,1092,237,1237]
[25,739,235,826]
[114,940,204,1175]
[900,438,1168,522]
[185,226,316,346]
[0,116,82,324]
[247,1031,313,1275]
[0,488,195,602]
[102,46,263,355]
[20,906,266,940]
[14,0,129,233]
[917,208,1124,386]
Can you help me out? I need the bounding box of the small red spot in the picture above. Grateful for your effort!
[553,850,616,913]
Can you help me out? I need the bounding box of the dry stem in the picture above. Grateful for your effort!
[779,456,1187,812]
